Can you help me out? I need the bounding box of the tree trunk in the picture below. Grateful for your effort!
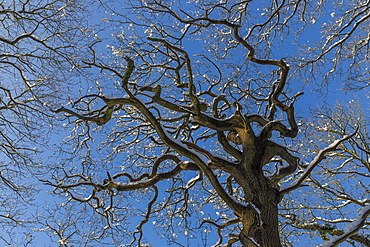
[232,133,282,247]
[238,186,281,247]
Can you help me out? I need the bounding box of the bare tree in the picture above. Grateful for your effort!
[0,0,367,246]
[39,1,369,246]
[0,0,95,245]
[281,101,370,247]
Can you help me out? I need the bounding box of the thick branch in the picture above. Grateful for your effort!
[262,140,300,182]
[212,96,242,161]
[248,114,298,139]
[217,130,243,161]
[140,85,194,114]
[45,163,184,192]
[181,140,239,172]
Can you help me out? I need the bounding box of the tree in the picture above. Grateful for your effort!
[1,0,369,246]
[0,0,94,245]
[285,100,369,247]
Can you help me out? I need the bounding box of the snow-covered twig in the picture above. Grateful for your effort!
[319,203,370,247]
[280,128,358,195]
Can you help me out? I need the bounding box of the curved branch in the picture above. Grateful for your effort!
[212,96,242,161]
[54,105,115,125]
[132,185,159,246]
[262,140,300,182]
[247,114,298,139]
[200,218,241,246]
[132,100,246,215]
[147,37,201,112]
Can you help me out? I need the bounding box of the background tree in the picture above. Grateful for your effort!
[282,100,369,246]
[1,0,369,246]
[0,0,95,245]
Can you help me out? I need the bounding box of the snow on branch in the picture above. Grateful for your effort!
[319,203,370,247]
[280,128,358,195]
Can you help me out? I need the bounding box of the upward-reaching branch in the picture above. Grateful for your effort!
[280,128,359,195]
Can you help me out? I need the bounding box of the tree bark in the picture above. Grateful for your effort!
[231,134,282,246]
[237,177,281,246]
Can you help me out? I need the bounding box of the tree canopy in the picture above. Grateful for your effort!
[0,0,369,246]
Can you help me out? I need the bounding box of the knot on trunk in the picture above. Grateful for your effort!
[227,131,242,145]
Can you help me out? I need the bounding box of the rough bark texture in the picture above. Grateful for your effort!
[233,135,282,246]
